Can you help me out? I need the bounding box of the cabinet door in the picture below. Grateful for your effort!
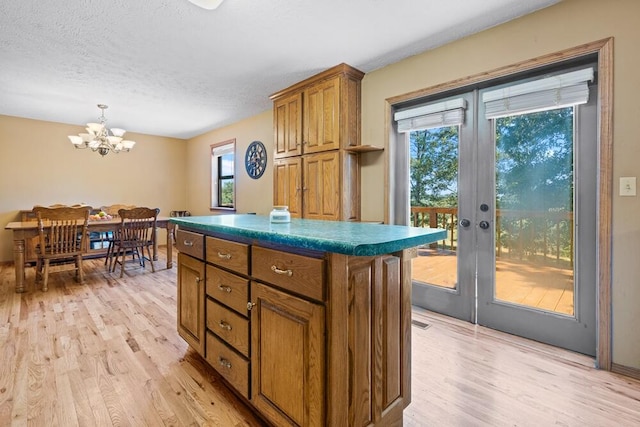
[303,76,340,154]
[177,253,206,355]
[250,281,324,427]
[274,92,303,158]
[274,156,302,218]
[303,151,339,221]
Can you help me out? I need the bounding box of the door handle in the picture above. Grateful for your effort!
[460,218,471,228]
[479,220,490,230]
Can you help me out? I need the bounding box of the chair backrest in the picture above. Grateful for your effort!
[33,206,92,256]
[117,207,160,244]
[100,204,136,217]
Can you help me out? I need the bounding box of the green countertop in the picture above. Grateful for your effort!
[170,214,447,256]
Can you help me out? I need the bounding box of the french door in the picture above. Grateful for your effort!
[407,68,597,356]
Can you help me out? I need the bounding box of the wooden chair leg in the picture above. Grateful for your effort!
[42,260,50,292]
[104,240,113,266]
[77,255,84,284]
[119,247,126,278]
[112,247,122,274]
[146,245,155,272]
[108,245,119,272]
[35,258,42,283]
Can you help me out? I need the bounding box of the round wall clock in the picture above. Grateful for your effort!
[245,140,267,179]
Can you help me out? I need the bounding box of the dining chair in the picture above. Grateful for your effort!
[33,205,92,291]
[110,207,160,277]
[100,204,136,266]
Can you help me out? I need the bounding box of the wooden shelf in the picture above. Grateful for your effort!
[344,145,384,153]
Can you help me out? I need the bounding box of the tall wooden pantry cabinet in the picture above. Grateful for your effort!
[271,63,364,221]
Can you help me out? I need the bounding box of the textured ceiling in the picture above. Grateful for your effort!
[0,0,560,139]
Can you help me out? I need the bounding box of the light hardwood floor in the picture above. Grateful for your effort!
[1,249,639,426]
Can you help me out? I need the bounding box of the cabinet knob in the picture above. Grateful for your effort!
[218,284,232,293]
[247,302,256,311]
[271,265,293,277]
[195,277,201,284]
[218,357,232,369]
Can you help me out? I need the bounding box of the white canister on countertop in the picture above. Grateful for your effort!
[270,206,291,223]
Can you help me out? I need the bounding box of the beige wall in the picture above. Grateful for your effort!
[0,115,187,262]
[185,110,274,216]
[359,0,640,369]
[183,0,640,368]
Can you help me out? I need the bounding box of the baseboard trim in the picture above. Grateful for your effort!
[612,362,640,380]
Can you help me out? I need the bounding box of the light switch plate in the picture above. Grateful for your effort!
[620,177,636,196]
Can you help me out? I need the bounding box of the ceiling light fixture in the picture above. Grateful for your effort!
[68,104,136,157]
[187,0,224,10]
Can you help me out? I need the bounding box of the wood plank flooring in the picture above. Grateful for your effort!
[0,252,265,426]
[407,307,640,426]
[1,249,639,426]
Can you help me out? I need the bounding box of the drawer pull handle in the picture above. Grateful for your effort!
[183,240,194,247]
[195,277,201,284]
[218,357,232,369]
[217,252,232,260]
[218,285,232,293]
[218,321,232,331]
[247,302,256,311]
[271,265,293,277]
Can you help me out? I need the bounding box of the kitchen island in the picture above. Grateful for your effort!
[170,214,446,426]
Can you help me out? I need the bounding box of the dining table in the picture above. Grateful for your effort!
[4,216,175,293]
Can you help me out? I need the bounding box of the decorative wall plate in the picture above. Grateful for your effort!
[245,140,267,179]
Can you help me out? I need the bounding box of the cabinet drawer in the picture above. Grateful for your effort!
[206,332,249,399]
[175,229,204,260]
[207,299,249,357]
[252,246,325,302]
[206,236,249,275]
[206,265,249,315]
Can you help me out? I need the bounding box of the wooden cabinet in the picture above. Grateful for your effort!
[177,252,206,355]
[273,92,303,158]
[273,156,302,218]
[302,150,359,221]
[174,226,412,426]
[271,63,364,221]
[303,75,341,154]
[250,281,325,427]
[206,332,250,398]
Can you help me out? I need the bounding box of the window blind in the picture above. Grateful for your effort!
[482,67,594,119]
[395,98,466,133]
[212,143,234,157]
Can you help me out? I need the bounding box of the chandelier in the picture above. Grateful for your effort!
[67,104,136,157]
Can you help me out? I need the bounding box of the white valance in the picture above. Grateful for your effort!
[482,68,594,119]
[395,98,466,133]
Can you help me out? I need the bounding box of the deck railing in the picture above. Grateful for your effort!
[410,206,574,266]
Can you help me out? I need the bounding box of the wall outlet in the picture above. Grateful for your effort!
[620,177,636,196]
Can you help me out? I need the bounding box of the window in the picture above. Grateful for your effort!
[211,140,235,209]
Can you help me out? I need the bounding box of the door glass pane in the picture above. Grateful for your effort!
[410,126,459,289]
[494,108,575,316]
